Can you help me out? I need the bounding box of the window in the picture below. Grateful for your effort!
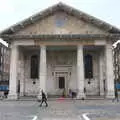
[31,55,39,78]
[55,15,66,27]
[84,54,93,78]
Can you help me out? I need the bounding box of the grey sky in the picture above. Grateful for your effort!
[0,0,120,31]
[0,0,120,46]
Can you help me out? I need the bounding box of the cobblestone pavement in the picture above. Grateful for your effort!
[0,99,119,120]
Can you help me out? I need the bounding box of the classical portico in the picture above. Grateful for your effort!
[0,3,120,100]
[6,38,115,100]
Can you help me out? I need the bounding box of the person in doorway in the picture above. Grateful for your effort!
[62,89,66,97]
[39,90,48,107]
[112,81,119,102]
[69,89,72,98]
[81,87,86,100]
[69,89,76,99]
[112,87,119,102]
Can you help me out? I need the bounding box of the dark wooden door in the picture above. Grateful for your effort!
[59,77,65,89]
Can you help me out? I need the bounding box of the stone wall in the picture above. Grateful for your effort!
[18,48,104,96]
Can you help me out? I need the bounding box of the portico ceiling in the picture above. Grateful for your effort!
[20,45,76,51]
[47,46,76,51]
[20,45,103,51]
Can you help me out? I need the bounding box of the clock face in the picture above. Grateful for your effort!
[55,15,66,27]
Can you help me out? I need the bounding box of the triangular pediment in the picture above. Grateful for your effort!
[0,2,120,35]
[15,11,107,35]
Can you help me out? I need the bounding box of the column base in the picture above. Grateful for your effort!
[8,93,18,100]
[19,92,24,97]
[76,91,86,99]
[100,92,105,96]
[106,91,115,99]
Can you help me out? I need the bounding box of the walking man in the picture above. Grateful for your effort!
[39,90,48,107]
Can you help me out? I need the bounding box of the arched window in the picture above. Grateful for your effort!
[84,54,93,78]
[31,55,39,78]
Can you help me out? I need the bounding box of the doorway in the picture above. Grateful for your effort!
[59,77,65,89]
[55,72,68,96]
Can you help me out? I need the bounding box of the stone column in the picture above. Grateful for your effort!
[99,52,104,96]
[8,45,18,100]
[77,45,86,99]
[38,45,47,99]
[105,44,115,99]
[19,52,25,96]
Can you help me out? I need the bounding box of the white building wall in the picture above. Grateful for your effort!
[46,51,77,95]
[84,50,102,95]
[24,51,40,96]
[19,49,102,96]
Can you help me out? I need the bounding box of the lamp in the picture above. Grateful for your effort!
[33,79,36,84]
[88,71,92,84]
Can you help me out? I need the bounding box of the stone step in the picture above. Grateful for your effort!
[17,96,105,101]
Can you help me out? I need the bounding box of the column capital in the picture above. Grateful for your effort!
[10,44,18,49]
[77,45,83,48]
[40,45,46,49]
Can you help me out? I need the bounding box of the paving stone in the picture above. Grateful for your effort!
[0,100,119,120]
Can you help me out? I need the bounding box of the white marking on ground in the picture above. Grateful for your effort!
[82,113,90,120]
[32,116,38,120]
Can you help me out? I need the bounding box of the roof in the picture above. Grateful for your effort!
[0,2,120,35]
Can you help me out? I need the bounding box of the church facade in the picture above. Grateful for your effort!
[0,3,120,100]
